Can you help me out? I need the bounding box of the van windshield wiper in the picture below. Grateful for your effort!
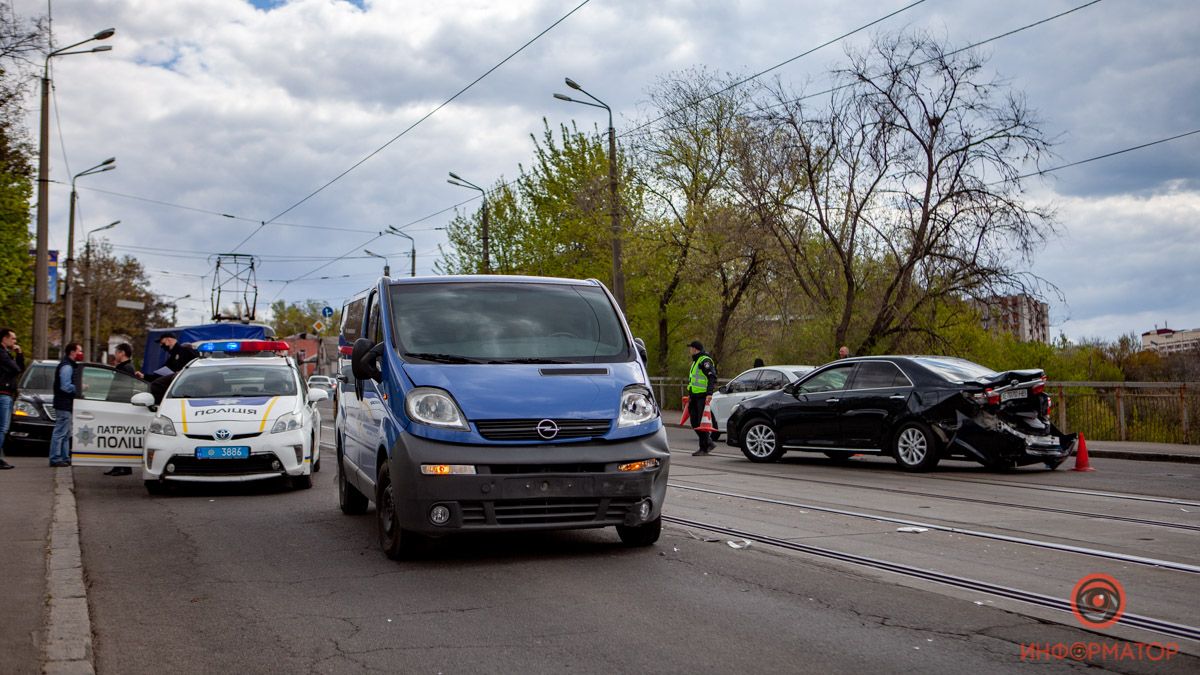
[402,352,483,364]
[487,357,572,364]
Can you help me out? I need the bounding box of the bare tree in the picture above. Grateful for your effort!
[751,32,1055,354]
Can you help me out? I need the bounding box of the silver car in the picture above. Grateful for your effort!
[709,365,814,438]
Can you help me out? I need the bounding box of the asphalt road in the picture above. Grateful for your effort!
[71,418,1200,674]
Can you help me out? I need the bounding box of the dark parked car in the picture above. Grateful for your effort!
[7,360,58,451]
[725,356,1077,471]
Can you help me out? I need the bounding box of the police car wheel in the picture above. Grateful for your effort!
[617,516,662,547]
[291,474,313,490]
[312,435,321,472]
[144,480,166,496]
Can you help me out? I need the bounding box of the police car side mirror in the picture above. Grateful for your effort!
[131,391,157,412]
[350,338,382,383]
[307,388,329,404]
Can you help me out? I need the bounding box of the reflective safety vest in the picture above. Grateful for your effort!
[688,355,714,394]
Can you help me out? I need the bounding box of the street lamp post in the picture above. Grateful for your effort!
[169,294,191,325]
[83,220,119,360]
[64,157,116,342]
[32,27,115,359]
[386,226,416,277]
[364,249,390,277]
[446,173,489,274]
[554,77,625,309]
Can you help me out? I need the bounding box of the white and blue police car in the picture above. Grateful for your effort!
[71,339,328,494]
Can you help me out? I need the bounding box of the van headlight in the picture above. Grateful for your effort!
[271,411,303,434]
[406,387,469,431]
[149,415,177,436]
[618,385,658,427]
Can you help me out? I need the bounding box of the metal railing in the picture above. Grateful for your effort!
[648,378,1199,445]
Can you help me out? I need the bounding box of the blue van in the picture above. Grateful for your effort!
[336,275,669,559]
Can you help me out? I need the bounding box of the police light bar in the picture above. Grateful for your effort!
[196,340,291,353]
[338,345,353,355]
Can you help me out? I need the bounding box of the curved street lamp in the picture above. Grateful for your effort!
[447,173,489,274]
[364,249,390,277]
[64,157,116,341]
[553,77,624,309]
[33,27,116,358]
[83,220,119,359]
[385,226,416,277]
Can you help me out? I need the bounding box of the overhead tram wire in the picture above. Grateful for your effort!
[231,0,595,254]
[999,128,1200,184]
[265,0,1108,298]
[622,0,930,139]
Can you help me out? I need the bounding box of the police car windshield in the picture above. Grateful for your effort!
[389,282,631,364]
[169,366,297,398]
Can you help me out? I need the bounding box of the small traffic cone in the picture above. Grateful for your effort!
[695,396,717,433]
[1071,432,1095,472]
[679,396,690,425]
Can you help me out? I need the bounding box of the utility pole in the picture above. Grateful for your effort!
[447,174,489,274]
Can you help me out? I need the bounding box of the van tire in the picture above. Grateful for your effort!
[376,458,426,559]
[338,448,369,515]
[617,516,662,547]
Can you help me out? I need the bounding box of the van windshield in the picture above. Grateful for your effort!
[389,282,631,364]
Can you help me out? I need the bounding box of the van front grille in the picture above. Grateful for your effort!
[475,419,610,441]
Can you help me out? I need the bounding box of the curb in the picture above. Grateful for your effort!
[42,469,94,675]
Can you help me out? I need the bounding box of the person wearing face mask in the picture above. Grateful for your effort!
[149,333,199,380]
[49,343,84,467]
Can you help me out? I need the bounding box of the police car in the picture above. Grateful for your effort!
[70,340,327,494]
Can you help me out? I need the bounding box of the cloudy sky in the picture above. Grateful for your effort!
[18,0,1199,340]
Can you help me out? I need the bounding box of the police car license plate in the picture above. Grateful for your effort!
[195,446,251,460]
[1000,389,1028,402]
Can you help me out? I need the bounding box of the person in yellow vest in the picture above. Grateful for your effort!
[685,340,718,456]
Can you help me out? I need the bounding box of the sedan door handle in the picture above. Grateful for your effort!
[824,398,840,404]
[889,395,907,400]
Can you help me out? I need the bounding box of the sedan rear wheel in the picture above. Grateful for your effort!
[740,420,785,463]
[893,422,940,472]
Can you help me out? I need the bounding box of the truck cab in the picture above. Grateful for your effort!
[336,275,669,559]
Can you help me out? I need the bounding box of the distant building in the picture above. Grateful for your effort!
[1141,327,1200,355]
[975,294,1050,343]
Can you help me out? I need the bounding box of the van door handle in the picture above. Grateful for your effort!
[824,398,840,404]
[76,412,95,420]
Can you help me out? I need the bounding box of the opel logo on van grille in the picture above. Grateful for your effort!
[536,419,559,439]
[214,428,232,441]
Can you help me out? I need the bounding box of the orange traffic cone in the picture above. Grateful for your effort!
[679,396,690,425]
[1071,432,1095,472]
[695,396,717,433]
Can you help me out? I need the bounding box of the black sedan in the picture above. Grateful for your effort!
[725,356,1077,471]
[6,360,57,452]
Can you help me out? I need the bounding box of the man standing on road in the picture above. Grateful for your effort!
[49,343,84,467]
[104,343,139,476]
[686,340,718,456]
[0,328,24,470]
[154,333,199,378]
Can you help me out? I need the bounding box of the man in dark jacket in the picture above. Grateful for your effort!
[0,328,24,469]
[49,343,83,467]
[685,340,719,456]
[155,333,199,378]
[105,343,140,476]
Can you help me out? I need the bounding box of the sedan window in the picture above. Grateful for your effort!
[796,365,853,394]
[758,370,788,390]
[728,370,762,393]
[850,362,909,389]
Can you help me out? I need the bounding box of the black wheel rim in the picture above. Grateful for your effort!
[379,474,396,537]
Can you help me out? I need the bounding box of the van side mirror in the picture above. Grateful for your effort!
[633,337,648,364]
[351,338,384,383]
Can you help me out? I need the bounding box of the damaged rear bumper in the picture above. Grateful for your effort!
[944,411,1078,467]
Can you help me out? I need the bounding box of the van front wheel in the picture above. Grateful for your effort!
[617,516,662,547]
[376,459,428,559]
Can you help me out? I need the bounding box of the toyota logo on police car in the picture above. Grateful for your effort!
[536,419,559,439]
[214,428,232,441]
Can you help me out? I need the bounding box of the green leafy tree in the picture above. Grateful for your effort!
[268,299,339,338]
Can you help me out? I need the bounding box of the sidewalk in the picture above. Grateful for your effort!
[0,456,55,675]
[664,423,1200,464]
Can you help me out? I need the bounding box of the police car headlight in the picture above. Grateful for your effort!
[618,385,658,428]
[14,399,39,417]
[405,387,469,431]
[149,415,176,436]
[270,411,303,434]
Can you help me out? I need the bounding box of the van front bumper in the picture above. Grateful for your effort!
[389,427,670,534]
